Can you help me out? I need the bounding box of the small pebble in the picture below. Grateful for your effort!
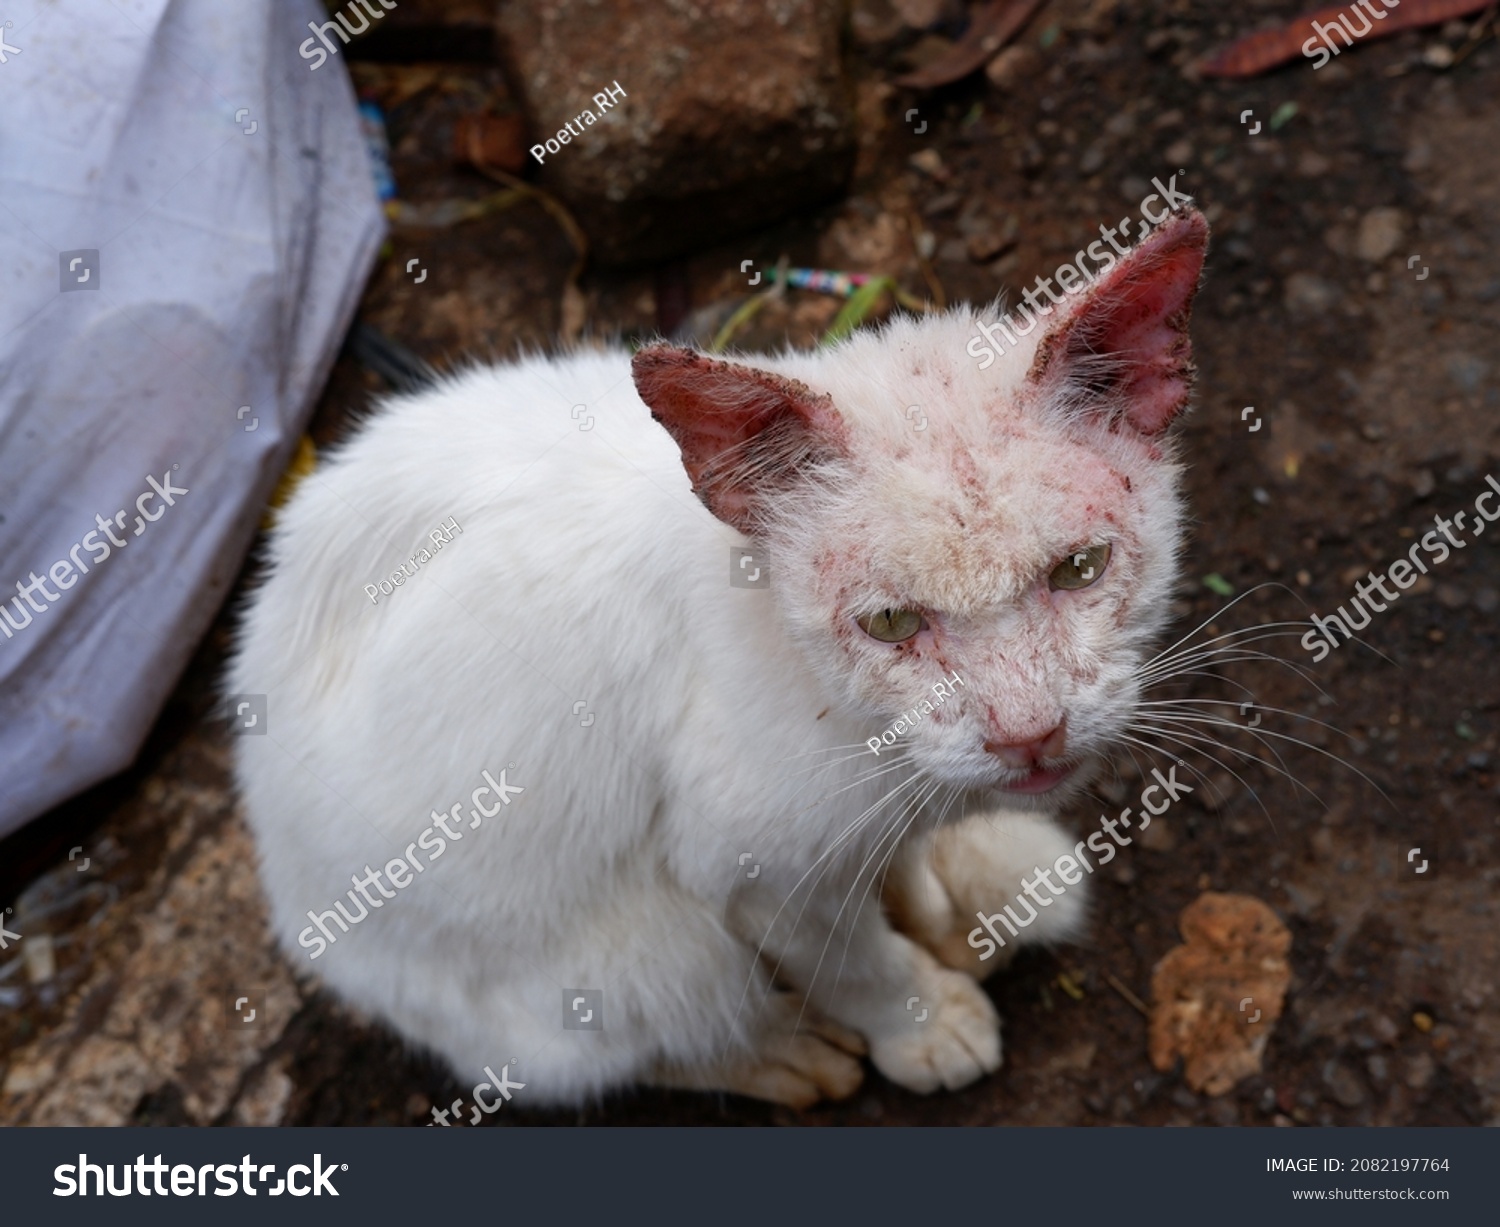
[1355,207,1403,262]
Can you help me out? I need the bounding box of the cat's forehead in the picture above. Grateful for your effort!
[849,431,1136,616]
[795,324,1033,431]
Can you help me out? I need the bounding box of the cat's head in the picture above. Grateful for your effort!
[633,210,1208,805]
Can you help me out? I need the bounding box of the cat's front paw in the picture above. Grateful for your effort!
[886,809,1089,978]
[866,961,1002,1094]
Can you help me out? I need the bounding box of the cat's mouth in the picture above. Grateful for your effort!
[995,764,1076,795]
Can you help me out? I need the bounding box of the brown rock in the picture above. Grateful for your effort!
[496,0,855,265]
[1149,892,1292,1095]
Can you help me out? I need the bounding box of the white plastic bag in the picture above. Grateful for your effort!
[0,0,385,835]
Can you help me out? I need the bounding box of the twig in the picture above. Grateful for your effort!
[1104,971,1150,1017]
[467,157,589,285]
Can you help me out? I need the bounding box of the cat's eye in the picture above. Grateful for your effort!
[1049,544,1112,591]
[857,608,924,643]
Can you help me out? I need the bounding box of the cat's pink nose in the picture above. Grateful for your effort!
[984,720,1067,769]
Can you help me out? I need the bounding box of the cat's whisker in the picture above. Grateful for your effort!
[1135,700,1314,801]
[1139,616,1315,675]
[776,741,881,767]
[1131,707,1397,813]
[782,746,887,780]
[1141,652,1327,698]
[1134,696,1358,743]
[1126,718,1308,824]
[1084,746,1147,814]
[826,785,950,1009]
[1114,729,1278,832]
[1136,628,1325,688]
[755,753,916,841]
[764,759,923,912]
[793,777,947,1034]
[1141,582,1311,669]
[729,764,930,1046]
[850,780,968,984]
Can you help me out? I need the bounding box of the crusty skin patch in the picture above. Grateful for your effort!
[632,345,848,531]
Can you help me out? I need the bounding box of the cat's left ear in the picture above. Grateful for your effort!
[1029,208,1208,436]
[632,345,848,532]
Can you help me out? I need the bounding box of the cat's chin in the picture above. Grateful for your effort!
[993,764,1077,796]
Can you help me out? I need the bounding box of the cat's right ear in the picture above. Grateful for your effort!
[631,345,848,532]
[1028,208,1209,437]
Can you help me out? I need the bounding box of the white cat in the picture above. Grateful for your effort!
[230,209,1209,1107]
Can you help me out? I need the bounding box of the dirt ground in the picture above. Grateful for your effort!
[3,0,1498,1128]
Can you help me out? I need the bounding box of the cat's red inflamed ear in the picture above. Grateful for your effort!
[1030,208,1209,436]
[632,345,847,532]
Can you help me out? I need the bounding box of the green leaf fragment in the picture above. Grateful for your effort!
[820,277,895,347]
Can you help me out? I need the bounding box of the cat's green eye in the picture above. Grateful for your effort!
[1050,544,1112,591]
[857,608,924,643]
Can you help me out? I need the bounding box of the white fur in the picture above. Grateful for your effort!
[230,279,1193,1104]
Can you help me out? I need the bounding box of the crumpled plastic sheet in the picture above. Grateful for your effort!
[0,0,385,836]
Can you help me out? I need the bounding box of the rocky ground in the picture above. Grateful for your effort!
[2,0,1498,1127]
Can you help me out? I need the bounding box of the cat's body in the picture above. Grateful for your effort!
[231,210,1208,1106]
